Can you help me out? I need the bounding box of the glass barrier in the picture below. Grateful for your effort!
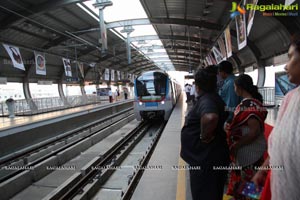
[0,95,111,116]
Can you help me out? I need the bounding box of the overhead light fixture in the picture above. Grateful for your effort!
[205,2,213,8]
[147,48,154,53]
[203,10,211,16]
[138,40,147,45]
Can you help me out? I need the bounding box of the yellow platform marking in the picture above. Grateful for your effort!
[176,157,186,200]
[223,194,234,200]
[176,96,187,200]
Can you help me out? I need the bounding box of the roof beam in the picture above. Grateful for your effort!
[147,52,200,58]
[130,62,197,73]
[139,44,207,53]
[105,18,222,30]
[150,57,199,63]
[74,18,223,34]
[132,66,158,74]
[129,35,211,45]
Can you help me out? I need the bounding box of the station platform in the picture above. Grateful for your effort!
[131,94,192,200]
[0,100,132,136]
[131,95,278,200]
[0,100,133,160]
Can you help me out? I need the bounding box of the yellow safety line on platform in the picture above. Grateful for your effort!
[176,157,186,200]
[176,96,187,200]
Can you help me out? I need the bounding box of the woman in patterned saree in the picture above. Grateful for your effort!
[226,74,268,199]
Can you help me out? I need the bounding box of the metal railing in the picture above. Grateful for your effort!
[0,95,109,116]
[258,87,275,106]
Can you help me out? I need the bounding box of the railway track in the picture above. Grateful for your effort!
[0,108,134,183]
[0,109,136,200]
[41,121,166,200]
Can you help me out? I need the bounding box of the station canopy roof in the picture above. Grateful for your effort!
[0,0,299,83]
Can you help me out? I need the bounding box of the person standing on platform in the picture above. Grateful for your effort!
[225,74,268,199]
[181,66,230,200]
[252,33,300,200]
[124,90,128,100]
[190,82,196,104]
[184,83,191,103]
[108,89,113,103]
[218,61,241,124]
[116,89,120,101]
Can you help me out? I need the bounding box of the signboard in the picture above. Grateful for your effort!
[38,81,52,85]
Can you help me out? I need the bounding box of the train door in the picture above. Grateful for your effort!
[170,81,176,105]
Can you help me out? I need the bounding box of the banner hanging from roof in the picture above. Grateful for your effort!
[34,51,46,75]
[224,26,232,58]
[111,69,115,81]
[203,59,208,67]
[209,53,217,65]
[235,13,247,50]
[217,35,227,59]
[285,0,296,6]
[117,71,120,81]
[121,71,125,80]
[77,62,84,78]
[212,47,223,64]
[3,44,25,71]
[205,56,213,65]
[127,73,132,81]
[62,58,72,77]
[247,0,258,36]
[104,68,110,80]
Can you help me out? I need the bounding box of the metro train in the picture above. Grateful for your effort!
[134,71,181,121]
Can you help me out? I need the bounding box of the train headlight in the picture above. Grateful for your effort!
[139,102,143,106]
[161,101,165,105]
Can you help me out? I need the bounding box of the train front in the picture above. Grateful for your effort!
[134,71,172,121]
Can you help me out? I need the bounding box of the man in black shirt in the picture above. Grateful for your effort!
[181,66,230,200]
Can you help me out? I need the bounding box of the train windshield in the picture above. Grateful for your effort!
[136,72,167,98]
